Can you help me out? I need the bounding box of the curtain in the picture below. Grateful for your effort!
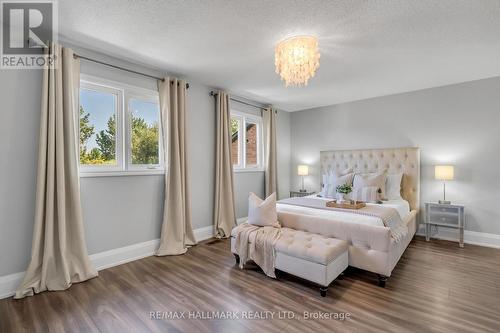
[156,77,196,256]
[15,45,97,299]
[264,107,277,197]
[214,91,236,238]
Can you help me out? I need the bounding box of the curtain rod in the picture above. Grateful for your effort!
[209,91,267,110]
[73,54,190,89]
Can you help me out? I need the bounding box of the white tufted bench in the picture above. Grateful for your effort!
[231,227,348,297]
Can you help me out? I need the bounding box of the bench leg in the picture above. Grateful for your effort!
[378,275,388,288]
[320,287,328,297]
[233,253,240,265]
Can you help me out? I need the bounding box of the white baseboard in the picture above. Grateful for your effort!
[90,239,160,271]
[193,225,215,242]
[0,225,215,300]
[0,272,25,300]
[416,225,500,249]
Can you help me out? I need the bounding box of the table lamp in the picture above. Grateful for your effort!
[435,165,454,204]
[297,165,309,192]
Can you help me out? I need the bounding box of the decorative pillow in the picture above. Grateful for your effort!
[248,192,280,227]
[353,171,387,199]
[319,174,329,197]
[320,168,353,197]
[349,186,380,203]
[386,173,403,200]
[325,173,354,198]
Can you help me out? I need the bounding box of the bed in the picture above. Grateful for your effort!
[277,147,420,286]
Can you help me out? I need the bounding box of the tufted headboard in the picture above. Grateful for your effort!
[320,147,420,211]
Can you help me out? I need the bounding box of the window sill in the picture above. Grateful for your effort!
[80,170,165,178]
[233,168,265,174]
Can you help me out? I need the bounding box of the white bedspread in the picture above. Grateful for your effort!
[277,195,410,228]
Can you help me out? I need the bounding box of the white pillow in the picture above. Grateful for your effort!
[325,173,354,198]
[319,175,329,197]
[386,173,403,200]
[320,168,354,198]
[320,168,350,197]
[248,192,280,227]
[353,171,387,199]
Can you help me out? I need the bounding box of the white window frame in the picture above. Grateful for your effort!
[231,110,264,173]
[79,81,124,174]
[79,75,164,177]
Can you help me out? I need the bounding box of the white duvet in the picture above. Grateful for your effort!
[277,195,410,228]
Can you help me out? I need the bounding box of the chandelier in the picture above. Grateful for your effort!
[275,35,320,87]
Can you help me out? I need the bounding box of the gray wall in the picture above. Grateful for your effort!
[81,79,217,255]
[277,111,291,200]
[0,46,291,276]
[0,70,43,277]
[290,77,500,235]
[231,101,291,218]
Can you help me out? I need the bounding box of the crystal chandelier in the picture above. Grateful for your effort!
[275,35,320,87]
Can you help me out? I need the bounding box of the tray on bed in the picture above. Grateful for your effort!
[326,200,366,209]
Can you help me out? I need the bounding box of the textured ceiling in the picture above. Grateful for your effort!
[59,0,500,111]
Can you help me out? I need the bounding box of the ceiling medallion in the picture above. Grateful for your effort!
[275,35,320,87]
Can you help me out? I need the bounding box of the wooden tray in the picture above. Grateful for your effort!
[326,200,366,209]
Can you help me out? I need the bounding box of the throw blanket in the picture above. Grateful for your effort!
[233,223,282,278]
[278,197,408,242]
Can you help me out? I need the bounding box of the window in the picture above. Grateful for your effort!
[79,76,163,176]
[231,111,263,171]
[230,117,240,166]
[128,98,161,167]
[79,86,120,168]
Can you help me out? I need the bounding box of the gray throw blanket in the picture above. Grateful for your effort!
[233,223,282,278]
[278,197,408,242]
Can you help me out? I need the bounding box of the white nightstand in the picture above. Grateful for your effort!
[425,202,465,247]
[289,190,315,198]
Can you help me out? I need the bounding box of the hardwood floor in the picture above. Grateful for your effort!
[1,237,499,333]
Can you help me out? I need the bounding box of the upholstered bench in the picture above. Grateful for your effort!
[231,227,348,297]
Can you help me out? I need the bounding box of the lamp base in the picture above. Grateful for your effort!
[438,200,451,205]
[299,189,307,193]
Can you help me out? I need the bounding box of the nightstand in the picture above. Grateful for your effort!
[289,191,315,198]
[425,202,465,247]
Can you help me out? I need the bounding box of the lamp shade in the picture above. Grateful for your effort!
[297,165,309,176]
[435,165,454,180]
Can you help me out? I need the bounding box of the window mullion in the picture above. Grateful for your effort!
[122,91,129,171]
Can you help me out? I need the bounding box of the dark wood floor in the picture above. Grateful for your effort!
[1,237,499,333]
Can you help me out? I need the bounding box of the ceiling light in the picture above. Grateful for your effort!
[275,35,320,87]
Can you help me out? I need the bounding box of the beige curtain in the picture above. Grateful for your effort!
[214,91,236,238]
[156,77,196,256]
[15,45,97,299]
[264,107,277,197]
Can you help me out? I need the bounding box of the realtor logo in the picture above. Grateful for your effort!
[1,0,58,68]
